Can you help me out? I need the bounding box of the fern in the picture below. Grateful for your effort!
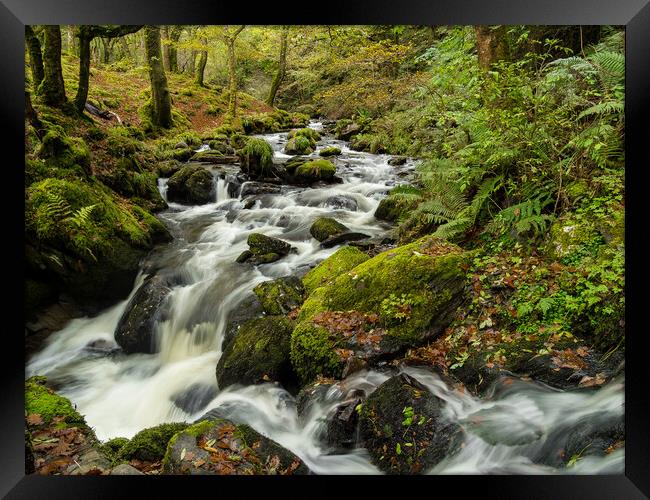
[485,197,554,238]
[66,204,97,229]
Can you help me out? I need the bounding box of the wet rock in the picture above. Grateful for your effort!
[163,419,309,475]
[336,123,361,141]
[388,156,407,166]
[302,246,370,294]
[320,232,370,248]
[171,384,219,414]
[319,146,342,157]
[324,396,363,452]
[110,464,144,475]
[216,316,297,391]
[223,293,265,351]
[167,164,215,205]
[190,151,238,164]
[325,195,358,211]
[174,141,189,149]
[253,276,305,315]
[296,381,335,419]
[309,217,349,242]
[67,448,112,475]
[236,233,296,265]
[119,422,190,462]
[358,373,464,474]
[291,236,469,384]
[240,181,282,198]
[114,275,171,354]
[284,136,314,155]
[290,159,337,184]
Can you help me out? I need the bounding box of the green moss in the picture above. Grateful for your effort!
[25,376,86,427]
[291,236,469,383]
[240,138,274,173]
[287,128,320,142]
[119,422,189,462]
[253,277,305,315]
[101,437,129,462]
[294,159,336,181]
[375,186,424,222]
[290,322,343,383]
[319,146,341,157]
[285,136,314,155]
[37,122,91,176]
[162,420,216,471]
[309,217,349,242]
[303,246,370,294]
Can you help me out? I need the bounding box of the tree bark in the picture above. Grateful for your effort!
[475,25,509,70]
[25,26,45,92]
[144,25,173,128]
[195,37,208,86]
[168,26,183,73]
[41,25,67,108]
[223,26,245,118]
[266,26,289,107]
[161,25,170,71]
[25,91,46,141]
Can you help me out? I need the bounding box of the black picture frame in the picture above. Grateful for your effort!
[5,0,649,497]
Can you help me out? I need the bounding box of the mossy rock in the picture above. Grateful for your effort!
[25,178,170,304]
[216,316,297,391]
[284,136,314,155]
[167,164,215,205]
[37,123,91,177]
[239,138,274,178]
[302,246,370,295]
[309,217,349,242]
[253,276,305,315]
[25,376,87,427]
[375,187,424,222]
[544,215,604,262]
[101,437,130,462]
[319,146,341,157]
[293,159,337,183]
[163,419,308,475]
[287,128,321,142]
[358,373,464,474]
[237,233,295,265]
[290,236,470,384]
[118,422,190,462]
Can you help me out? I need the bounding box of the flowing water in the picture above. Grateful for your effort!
[26,122,624,474]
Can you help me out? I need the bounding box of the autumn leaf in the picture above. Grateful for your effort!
[27,414,44,426]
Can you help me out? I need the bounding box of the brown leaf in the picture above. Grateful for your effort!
[27,414,44,426]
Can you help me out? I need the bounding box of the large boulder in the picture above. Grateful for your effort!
[215,316,296,391]
[166,164,215,205]
[118,422,190,462]
[253,276,305,315]
[320,232,370,248]
[302,246,370,295]
[222,293,265,352]
[163,419,308,475]
[239,138,274,179]
[374,188,423,222]
[285,159,337,184]
[358,373,464,474]
[114,275,171,354]
[236,233,296,265]
[284,136,314,155]
[319,146,342,157]
[290,236,469,384]
[309,217,349,242]
[335,122,361,141]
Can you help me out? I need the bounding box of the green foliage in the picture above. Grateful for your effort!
[118,422,190,462]
[25,376,87,427]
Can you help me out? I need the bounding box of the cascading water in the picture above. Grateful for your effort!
[26,121,624,474]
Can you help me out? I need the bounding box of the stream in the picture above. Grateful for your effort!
[26,122,624,475]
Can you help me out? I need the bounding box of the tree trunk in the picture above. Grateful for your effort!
[189,50,197,77]
[144,26,173,128]
[25,26,45,92]
[100,37,112,64]
[25,91,45,141]
[168,26,183,73]
[161,25,170,71]
[195,39,207,87]
[74,28,92,113]
[41,25,67,108]
[475,25,509,70]
[266,26,288,107]
[223,26,245,119]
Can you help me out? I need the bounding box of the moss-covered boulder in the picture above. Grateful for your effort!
[253,276,305,315]
[358,373,464,474]
[166,164,215,205]
[290,236,470,384]
[190,150,238,164]
[163,419,308,475]
[302,246,370,295]
[335,121,361,141]
[25,376,87,427]
[223,294,265,352]
[309,217,349,242]
[284,136,314,155]
[114,275,171,354]
[25,178,171,306]
[118,422,190,462]
[216,316,297,390]
[544,215,604,262]
[289,159,337,184]
[319,146,342,157]
[236,233,295,265]
[375,187,424,222]
[239,138,274,179]
[288,128,321,142]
